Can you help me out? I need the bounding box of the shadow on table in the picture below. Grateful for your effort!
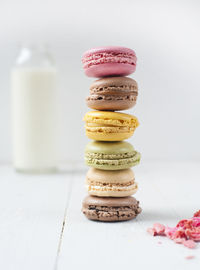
[140,209,181,223]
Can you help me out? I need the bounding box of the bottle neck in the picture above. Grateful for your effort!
[15,45,55,68]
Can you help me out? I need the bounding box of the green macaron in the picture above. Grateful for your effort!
[85,141,141,170]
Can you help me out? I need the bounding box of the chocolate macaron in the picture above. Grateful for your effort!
[82,195,141,222]
[86,77,138,111]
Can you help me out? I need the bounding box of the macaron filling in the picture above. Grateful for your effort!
[82,52,136,69]
[84,115,138,127]
[85,151,141,167]
[84,117,139,135]
[90,84,137,93]
[83,207,140,220]
[85,125,134,134]
[84,111,139,129]
[86,181,138,193]
[86,94,137,102]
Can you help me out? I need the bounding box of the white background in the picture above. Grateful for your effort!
[0,0,200,164]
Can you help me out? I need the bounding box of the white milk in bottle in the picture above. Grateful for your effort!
[11,45,58,173]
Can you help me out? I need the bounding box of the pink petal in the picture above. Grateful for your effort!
[183,240,196,249]
[191,217,200,227]
[174,238,185,244]
[177,219,188,228]
[153,223,165,235]
[165,226,178,239]
[147,228,157,236]
[193,210,200,217]
[185,228,200,241]
[185,255,195,260]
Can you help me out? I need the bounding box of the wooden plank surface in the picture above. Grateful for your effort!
[57,162,200,270]
[0,165,71,270]
[0,163,199,270]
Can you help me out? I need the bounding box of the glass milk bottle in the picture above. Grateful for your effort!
[11,45,58,173]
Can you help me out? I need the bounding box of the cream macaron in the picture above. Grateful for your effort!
[86,168,138,197]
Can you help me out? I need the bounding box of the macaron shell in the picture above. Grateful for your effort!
[84,111,139,127]
[90,76,138,90]
[86,168,134,184]
[84,63,136,78]
[86,98,137,111]
[85,130,134,141]
[85,141,135,154]
[82,46,136,58]
[83,194,138,207]
[82,195,142,222]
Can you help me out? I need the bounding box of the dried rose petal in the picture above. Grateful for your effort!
[183,240,196,249]
[193,210,200,217]
[185,228,200,241]
[147,211,200,249]
[177,219,189,228]
[185,255,195,260]
[174,238,185,244]
[165,226,178,239]
[153,223,165,235]
[173,229,187,240]
[147,228,157,236]
[177,216,200,229]
[191,217,200,227]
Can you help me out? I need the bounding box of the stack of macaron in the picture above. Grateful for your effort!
[81,46,141,222]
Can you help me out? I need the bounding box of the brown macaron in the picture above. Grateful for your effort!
[82,195,142,222]
[86,77,138,111]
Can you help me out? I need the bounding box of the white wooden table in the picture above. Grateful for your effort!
[0,162,199,270]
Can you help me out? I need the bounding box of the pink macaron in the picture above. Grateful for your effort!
[82,46,137,78]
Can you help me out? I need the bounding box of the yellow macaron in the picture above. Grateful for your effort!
[83,111,139,141]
